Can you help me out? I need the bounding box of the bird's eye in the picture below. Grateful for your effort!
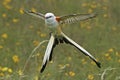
[46,16,52,19]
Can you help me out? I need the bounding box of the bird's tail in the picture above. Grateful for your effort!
[48,32,101,68]
[60,32,101,68]
[40,32,101,73]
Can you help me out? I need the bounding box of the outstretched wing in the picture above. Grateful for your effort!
[59,13,97,24]
[24,10,45,20]
[61,32,101,68]
[40,34,55,73]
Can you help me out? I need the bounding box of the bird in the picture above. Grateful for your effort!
[25,10,101,73]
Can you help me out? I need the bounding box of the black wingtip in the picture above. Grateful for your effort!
[96,62,101,68]
[89,13,97,19]
[23,9,36,15]
[23,9,28,14]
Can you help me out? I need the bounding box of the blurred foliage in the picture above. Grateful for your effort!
[0,0,120,80]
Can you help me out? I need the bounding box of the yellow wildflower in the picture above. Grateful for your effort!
[50,60,53,64]
[68,56,72,61]
[80,22,86,28]
[40,33,46,37]
[8,68,13,73]
[0,72,4,77]
[88,8,93,13]
[118,59,120,63]
[4,0,11,3]
[104,53,109,57]
[0,45,3,49]
[81,3,88,7]
[58,64,69,69]
[88,74,94,80]
[18,70,23,76]
[31,8,36,12]
[34,76,39,80]
[108,48,114,52]
[12,18,19,23]
[104,53,111,60]
[69,71,75,77]
[12,55,20,63]
[116,52,120,56]
[2,13,7,18]
[81,58,87,64]
[103,14,108,18]
[91,61,96,66]
[2,0,12,10]
[33,40,39,46]
[2,67,8,72]
[66,64,70,67]
[107,56,111,60]
[1,33,8,39]
[5,5,12,10]
[90,4,97,9]
[19,8,24,14]
[58,64,65,69]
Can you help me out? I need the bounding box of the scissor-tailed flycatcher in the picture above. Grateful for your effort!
[25,11,101,73]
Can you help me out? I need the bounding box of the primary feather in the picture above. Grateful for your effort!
[24,10,45,20]
[59,13,97,24]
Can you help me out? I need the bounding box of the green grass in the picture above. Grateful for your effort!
[0,0,120,80]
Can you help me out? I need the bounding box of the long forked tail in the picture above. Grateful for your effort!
[40,32,101,73]
[61,32,101,68]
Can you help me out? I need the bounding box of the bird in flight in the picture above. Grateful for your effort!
[25,10,101,73]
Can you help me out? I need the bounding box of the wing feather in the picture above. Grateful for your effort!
[24,10,45,20]
[59,13,97,24]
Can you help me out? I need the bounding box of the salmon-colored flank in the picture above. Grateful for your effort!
[56,16,61,22]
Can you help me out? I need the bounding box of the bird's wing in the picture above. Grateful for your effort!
[61,32,101,68]
[59,13,97,24]
[40,34,55,73]
[24,10,45,20]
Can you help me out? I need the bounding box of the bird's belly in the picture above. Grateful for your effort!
[46,22,59,33]
[47,24,58,31]
[47,25,61,36]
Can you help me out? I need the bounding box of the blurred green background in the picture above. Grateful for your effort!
[0,0,120,80]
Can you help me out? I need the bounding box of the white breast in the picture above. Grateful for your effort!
[45,19,59,28]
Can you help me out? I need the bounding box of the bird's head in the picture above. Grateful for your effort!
[45,13,56,22]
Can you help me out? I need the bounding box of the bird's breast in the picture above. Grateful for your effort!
[45,20,59,28]
[45,21,62,35]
